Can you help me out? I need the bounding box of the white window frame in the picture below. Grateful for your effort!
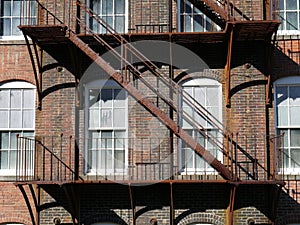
[0,0,37,40]
[84,79,128,175]
[274,76,300,174]
[177,0,220,32]
[88,0,128,34]
[179,78,223,175]
[275,0,300,35]
[0,81,35,176]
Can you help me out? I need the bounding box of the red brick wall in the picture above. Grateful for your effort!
[0,41,36,225]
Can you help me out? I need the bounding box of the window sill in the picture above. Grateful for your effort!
[0,37,27,44]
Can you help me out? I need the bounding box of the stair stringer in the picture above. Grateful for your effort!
[68,32,233,181]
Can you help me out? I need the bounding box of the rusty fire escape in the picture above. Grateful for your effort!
[14,0,287,225]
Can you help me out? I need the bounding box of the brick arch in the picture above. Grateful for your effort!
[174,69,223,84]
[0,79,36,87]
[176,212,225,225]
[0,216,31,225]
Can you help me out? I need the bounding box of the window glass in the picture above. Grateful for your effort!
[0,81,35,175]
[90,0,126,33]
[0,0,37,37]
[179,0,219,32]
[275,79,300,171]
[86,81,127,174]
[180,78,222,173]
[278,0,300,32]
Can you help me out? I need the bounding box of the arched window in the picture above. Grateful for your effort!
[0,81,35,176]
[85,79,128,175]
[179,78,222,174]
[275,76,300,172]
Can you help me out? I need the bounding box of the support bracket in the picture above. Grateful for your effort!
[225,25,234,108]
[226,184,237,225]
[128,184,136,225]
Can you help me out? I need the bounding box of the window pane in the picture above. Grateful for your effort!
[89,89,100,108]
[10,110,21,128]
[91,0,100,13]
[279,0,284,9]
[113,108,125,127]
[184,0,192,13]
[23,109,34,128]
[115,131,125,148]
[101,109,112,127]
[291,149,300,167]
[184,15,192,32]
[3,0,11,16]
[276,86,288,106]
[208,106,219,120]
[3,18,11,35]
[101,89,112,107]
[116,0,125,14]
[12,18,20,35]
[287,12,298,30]
[207,87,219,106]
[194,15,203,32]
[195,154,205,169]
[10,132,18,149]
[0,151,8,169]
[185,148,193,168]
[0,111,9,128]
[10,90,21,108]
[287,0,297,10]
[115,149,124,169]
[114,89,125,107]
[12,0,20,16]
[23,89,35,108]
[290,86,300,105]
[290,106,300,125]
[101,131,112,148]
[277,106,288,126]
[102,0,113,14]
[115,16,124,33]
[9,150,16,169]
[291,129,300,147]
[0,90,10,108]
[1,132,9,149]
[194,87,205,105]
[89,109,100,128]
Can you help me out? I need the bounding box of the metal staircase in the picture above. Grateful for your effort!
[17,0,275,181]
[189,0,251,29]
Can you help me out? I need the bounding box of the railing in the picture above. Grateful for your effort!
[19,0,252,30]
[16,135,80,182]
[16,133,284,182]
[203,0,251,21]
[19,0,278,181]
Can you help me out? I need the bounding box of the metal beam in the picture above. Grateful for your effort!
[226,184,237,225]
[128,184,136,225]
[225,25,234,108]
[23,33,43,110]
[170,183,175,225]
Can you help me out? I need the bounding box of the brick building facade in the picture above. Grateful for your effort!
[0,0,299,224]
